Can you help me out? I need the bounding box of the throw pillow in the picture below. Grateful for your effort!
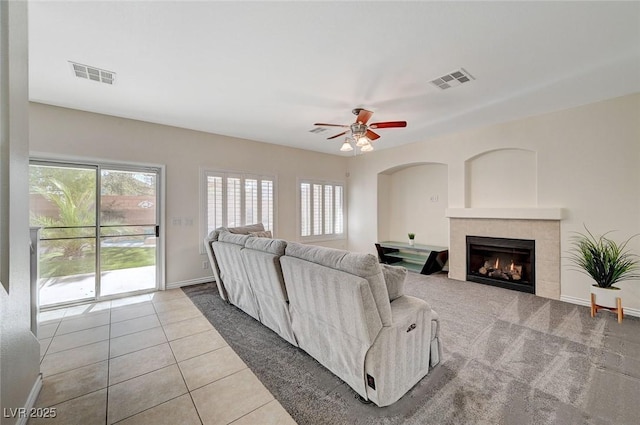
[227,223,265,234]
[381,264,407,301]
[249,230,272,238]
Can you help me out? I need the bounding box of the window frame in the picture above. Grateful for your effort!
[298,178,346,242]
[200,168,277,253]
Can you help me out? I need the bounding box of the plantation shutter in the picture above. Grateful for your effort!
[227,177,242,228]
[335,185,344,234]
[261,179,274,231]
[301,183,311,237]
[204,171,276,239]
[245,178,258,225]
[207,174,224,233]
[324,185,333,235]
[299,180,345,239]
[313,184,322,236]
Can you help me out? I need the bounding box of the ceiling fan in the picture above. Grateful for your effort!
[314,108,407,153]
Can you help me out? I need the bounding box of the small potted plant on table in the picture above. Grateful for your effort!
[568,226,640,323]
[408,233,415,246]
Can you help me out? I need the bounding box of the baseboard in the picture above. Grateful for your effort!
[15,374,43,425]
[166,276,213,290]
[561,295,640,318]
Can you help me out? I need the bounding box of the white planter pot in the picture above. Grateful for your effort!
[590,285,622,308]
[409,239,414,246]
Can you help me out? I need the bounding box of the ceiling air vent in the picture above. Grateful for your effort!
[69,61,116,85]
[309,127,327,134]
[430,68,474,90]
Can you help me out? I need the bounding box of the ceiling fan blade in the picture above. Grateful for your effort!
[327,131,348,140]
[366,129,380,140]
[369,121,407,129]
[314,123,349,128]
[356,109,373,125]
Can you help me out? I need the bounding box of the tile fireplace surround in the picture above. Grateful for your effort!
[446,209,562,299]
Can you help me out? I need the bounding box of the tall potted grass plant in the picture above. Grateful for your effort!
[568,226,640,322]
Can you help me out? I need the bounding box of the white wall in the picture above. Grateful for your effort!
[378,163,448,246]
[466,149,536,208]
[348,93,640,310]
[29,103,348,287]
[1,1,41,421]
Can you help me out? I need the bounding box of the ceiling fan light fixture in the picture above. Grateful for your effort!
[355,135,369,147]
[340,139,354,152]
[360,142,374,152]
[350,123,367,137]
[313,108,407,153]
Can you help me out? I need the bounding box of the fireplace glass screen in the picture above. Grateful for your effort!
[466,236,535,293]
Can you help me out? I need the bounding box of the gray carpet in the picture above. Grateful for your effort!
[182,273,640,425]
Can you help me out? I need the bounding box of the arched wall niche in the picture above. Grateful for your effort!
[377,162,449,247]
[465,148,537,208]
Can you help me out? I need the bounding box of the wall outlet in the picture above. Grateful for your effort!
[172,217,182,226]
[202,261,209,269]
[430,195,439,202]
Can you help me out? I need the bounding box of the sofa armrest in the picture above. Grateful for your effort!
[381,264,407,301]
[364,295,434,407]
[203,237,228,301]
[429,310,442,367]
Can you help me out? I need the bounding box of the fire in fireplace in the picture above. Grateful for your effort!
[466,236,535,294]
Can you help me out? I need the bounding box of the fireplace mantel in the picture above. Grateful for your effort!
[446,208,563,221]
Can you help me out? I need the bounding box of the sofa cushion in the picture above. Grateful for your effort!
[381,264,407,301]
[218,232,251,246]
[245,236,286,256]
[285,242,392,326]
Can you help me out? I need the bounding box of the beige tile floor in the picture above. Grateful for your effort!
[31,288,297,425]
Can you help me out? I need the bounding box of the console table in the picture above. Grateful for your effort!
[378,241,449,275]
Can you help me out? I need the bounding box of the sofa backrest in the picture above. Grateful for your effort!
[241,237,297,345]
[212,232,259,320]
[280,252,384,396]
[242,236,288,300]
[283,242,392,326]
[204,223,266,301]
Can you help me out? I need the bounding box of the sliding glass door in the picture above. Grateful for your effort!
[30,161,161,308]
[99,168,158,297]
[30,164,98,306]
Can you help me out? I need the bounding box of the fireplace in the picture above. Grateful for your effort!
[466,236,535,294]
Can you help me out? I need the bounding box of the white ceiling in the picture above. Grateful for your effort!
[28,1,640,156]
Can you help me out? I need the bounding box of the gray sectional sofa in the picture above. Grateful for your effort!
[203,224,442,407]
